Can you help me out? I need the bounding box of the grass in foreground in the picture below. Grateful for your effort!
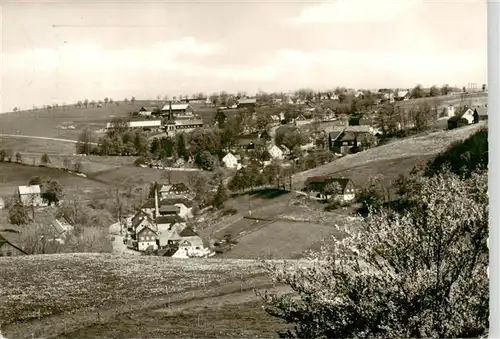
[56,300,286,339]
[0,253,266,326]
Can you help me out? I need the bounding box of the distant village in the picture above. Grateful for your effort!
[0,86,488,258]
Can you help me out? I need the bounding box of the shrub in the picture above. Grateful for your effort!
[260,169,488,338]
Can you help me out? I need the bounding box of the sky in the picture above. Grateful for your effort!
[0,0,487,113]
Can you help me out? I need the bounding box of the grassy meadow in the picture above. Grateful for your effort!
[0,254,267,326]
[0,162,108,199]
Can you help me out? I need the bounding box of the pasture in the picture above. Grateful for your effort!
[0,162,108,199]
[220,220,341,259]
[0,254,268,333]
[0,100,217,140]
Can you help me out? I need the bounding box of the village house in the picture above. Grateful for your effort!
[170,228,205,258]
[106,118,162,131]
[267,144,284,160]
[137,106,157,116]
[237,98,257,110]
[328,126,378,155]
[161,198,193,219]
[0,231,27,256]
[158,182,191,199]
[293,114,312,127]
[222,152,240,169]
[164,118,204,137]
[447,106,478,130]
[304,176,356,203]
[137,224,158,252]
[155,215,186,233]
[395,90,410,101]
[475,106,488,121]
[18,185,46,207]
[160,102,195,117]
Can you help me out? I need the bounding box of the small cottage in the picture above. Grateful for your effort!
[18,185,46,207]
[304,176,356,202]
[268,144,284,160]
[222,152,239,169]
[448,107,476,130]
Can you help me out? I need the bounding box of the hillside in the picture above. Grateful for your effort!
[291,122,486,189]
[0,102,150,140]
[0,101,216,141]
[0,162,108,199]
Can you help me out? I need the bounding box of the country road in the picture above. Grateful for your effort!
[0,134,98,146]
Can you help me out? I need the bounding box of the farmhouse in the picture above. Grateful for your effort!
[164,118,204,136]
[160,103,194,117]
[304,176,356,202]
[237,98,257,109]
[328,126,378,155]
[18,185,45,207]
[0,231,27,256]
[161,198,193,219]
[106,119,162,130]
[475,107,488,121]
[222,152,239,169]
[158,182,191,199]
[395,90,410,101]
[268,144,284,160]
[447,107,476,130]
[137,224,158,251]
[138,106,157,116]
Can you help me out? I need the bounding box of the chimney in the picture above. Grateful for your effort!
[169,101,173,120]
[154,187,159,219]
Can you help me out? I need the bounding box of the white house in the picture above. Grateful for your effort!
[106,119,162,130]
[268,145,284,160]
[18,185,46,207]
[137,224,158,251]
[222,152,239,169]
[460,107,476,124]
[441,105,456,118]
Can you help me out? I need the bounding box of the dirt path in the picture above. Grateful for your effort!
[1,274,279,339]
[0,134,98,146]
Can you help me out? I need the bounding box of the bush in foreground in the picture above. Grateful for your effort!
[260,169,488,338]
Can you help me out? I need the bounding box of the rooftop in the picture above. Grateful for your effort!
[18,185,41,195]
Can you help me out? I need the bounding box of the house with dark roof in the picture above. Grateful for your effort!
[0,231,27,256]
[157,182,191,199]
[475,107,488,121]
[18,185,45,207]
[304,176,356,202]
[237,98,257,110]
[155,215,186,233]
[136,224,158,252]
[160,103,195,117]
[448,106,476,130]
[164,118,204,137]
[328,126,378,155]
[138,106,158,116]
